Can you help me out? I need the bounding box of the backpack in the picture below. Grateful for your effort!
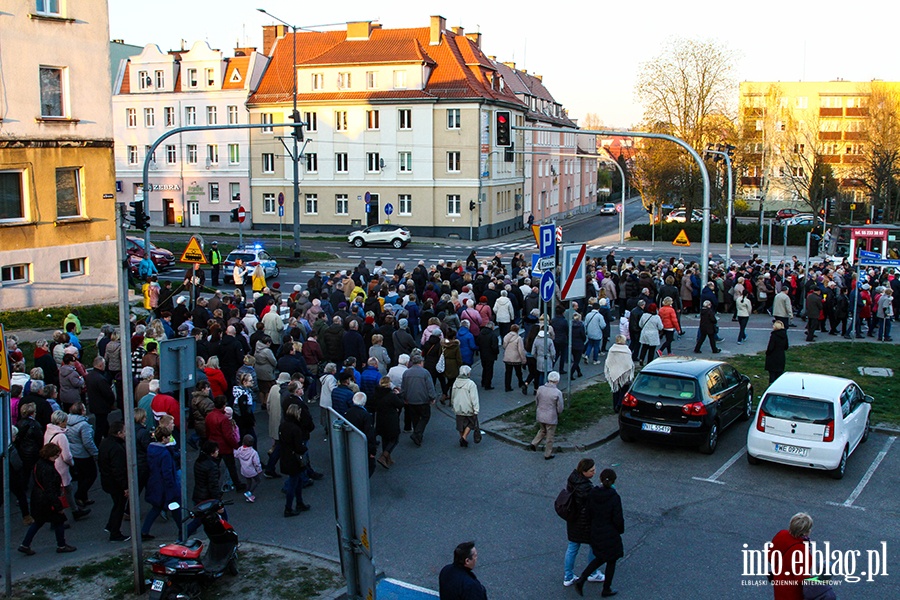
[554,487,576,521]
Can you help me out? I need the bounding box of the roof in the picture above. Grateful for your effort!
[222,57,250,90]
[492,61,575,127]
[763,372,854,402]
[638,356,724,378]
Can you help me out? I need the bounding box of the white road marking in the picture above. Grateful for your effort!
[692,447,747,485]
[827,436,896,511]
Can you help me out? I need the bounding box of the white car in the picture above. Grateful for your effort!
[599,203,618,215]
[347,224,411,249]
[746,373,871,479]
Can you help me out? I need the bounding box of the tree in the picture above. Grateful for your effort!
[581,113,604,130]
[858,82,900,221]
[632,123,689,221]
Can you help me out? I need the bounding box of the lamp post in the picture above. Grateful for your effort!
[705,144,735,266]
[603,148,627,245]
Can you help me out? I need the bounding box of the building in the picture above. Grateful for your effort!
[0,0,118,309]
[248,16,527,239]
[112,42,269,228]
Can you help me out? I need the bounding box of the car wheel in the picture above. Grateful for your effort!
[352,237,364,248]
[391,238,403,249]
[747,452,761,465]
[861,416,870,443]
[619,428,635,443]
[270,267,280,279]
[830,446,848,480]
[699,421,719,454]
[739,395,753,422]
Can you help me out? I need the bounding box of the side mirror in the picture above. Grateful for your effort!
[864,395,874,404]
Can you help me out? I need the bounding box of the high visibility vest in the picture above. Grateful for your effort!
[209,249,222,265]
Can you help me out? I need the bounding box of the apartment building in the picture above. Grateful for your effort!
[248,16,526,239]
[0,0,118,309]
[112,42,269,228]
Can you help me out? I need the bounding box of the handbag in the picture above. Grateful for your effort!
[436,351,446,374]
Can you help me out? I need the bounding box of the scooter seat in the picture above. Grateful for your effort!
[160,538,203,559]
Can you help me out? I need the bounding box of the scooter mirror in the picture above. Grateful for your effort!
[167,501,181,511]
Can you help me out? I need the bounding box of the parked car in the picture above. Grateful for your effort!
[618,357,753,454]
[665,209,718,224]
[774,208,803,225]
[746,373,871,479]
[347,224,411,249]
[126,236,174,271]
[223,245,279,283]
[599,203,618,215]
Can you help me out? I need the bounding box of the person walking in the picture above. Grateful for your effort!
[44,410,89,522]
[401,354,439,447]
[98,421,130,542]
[17,443,77,556]
[279,403,312,517]
[769,513,815,600]
[501,324,527,393]
[141,428,183,539]
[573,469,624,598]
[570,313,587,378]
[371,376,403,469]
[657,297,681,356]
[584,304,606,365]
[451,366,481,448]
[605,336,635,413]
[476,321,499,390]
[805,288,823,342]
[637,305,663,366]
[208,241,222,288]
[65,403,98,509]
[438,541,488,600]
[772,288,793,330]
[693,301,721,354]
[765,321,789,386]
[528,371,564,460]
[735,289,753,344]
[533,329,556,389]
[876,287,894,341]
[563,458,604,588]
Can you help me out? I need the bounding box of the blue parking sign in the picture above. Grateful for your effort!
[539,224,556,258]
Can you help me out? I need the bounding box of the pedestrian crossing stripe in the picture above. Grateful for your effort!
[180,236,208,264]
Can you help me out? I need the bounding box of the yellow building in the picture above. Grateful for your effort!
[0,1,118,309]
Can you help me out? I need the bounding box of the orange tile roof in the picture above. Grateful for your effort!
[222,57,250,90]
[119,62,131,94]
[493,61,575,127]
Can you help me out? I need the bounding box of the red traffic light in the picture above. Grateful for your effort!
[497,114,507,124]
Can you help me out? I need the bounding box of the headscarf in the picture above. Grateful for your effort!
[604,342,635,392]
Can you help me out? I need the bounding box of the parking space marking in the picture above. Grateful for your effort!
[827,436,896,511]
[692,447,746,485]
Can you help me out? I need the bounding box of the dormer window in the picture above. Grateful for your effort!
[155,70,165,89]
[138,70,151,91]
[187,68,198,88]
[206,68,215,87]
[312,73,324,91]
[338,72,351,90]
[393,70,407,89]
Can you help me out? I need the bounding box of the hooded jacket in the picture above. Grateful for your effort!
[65,413,98,459]
[254,341,278,381]
[586,485,625,562]
[450,373,479,417]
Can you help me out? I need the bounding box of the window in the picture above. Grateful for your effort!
[305,194,318,214]
[187,68,198,88]
[820,96,841,108]
[155,70,165,89]
[755,119,763,131]
[55,167,81,218]
[398,151,412,172]
[262,153,275,173]
[312,73,324,90]
[393,70,407,89]
[366,71,377,89]
[126,108,137,128]
[303,111,317,132]
[447,194,461,216]
[335,194,348,215]
[1,264,29,285]
[447,108,461,129]
[261,113,273,133]
[35,0,59,16]
[39,66,64,117]
[335,111,348,131]
[398,109,412,130]
[138,70,150,91]
[793,143,805,154]
[337,72,351,89]
[366,152,381,173]
[185,106,196,126]
[227,105,238,124]
[336,153,348,173]
[60,258,85,278]
[399,194,412,216]
[447,151,461,172]
[206,68,215,87]
[366,110,379,130]
[305,153,318,173]
[165,145,176,164]
[206,106,217,125]
[186,144,197,164]
[164,106,175,127]
[0,171,25,221]
[228,144,239,165]
[230,182,241,202]
[796,96,808,109]
[263,193,276,214]
[127,145,138,165]
[209,182,219,203]
[144,145,156,164]
[144,108,155,128]
[206,144,218,165]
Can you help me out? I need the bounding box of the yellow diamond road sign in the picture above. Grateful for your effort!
[0,323,10,392]
[180,236,208,264]
[673,229,691,247]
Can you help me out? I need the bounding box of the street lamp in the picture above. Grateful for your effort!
[705,144,735,266]
[601,150,626,244]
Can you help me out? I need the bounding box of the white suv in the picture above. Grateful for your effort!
[347,225,411,249]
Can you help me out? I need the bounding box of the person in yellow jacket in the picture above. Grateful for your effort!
[251,264,267,293]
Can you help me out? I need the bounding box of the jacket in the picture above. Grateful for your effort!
[773,291,793,319]
[262,310,284,342]
[438,564,488,600]
[769,530,808,600]
[345,404,377,457]
[371,386,404,441]
[321,323,346,363]
[571,321,587,352]
[699,306,718,335]
[392,329,418,363]
[206,408,240,456]
[104,340,123,372]
[456,327,477,366]
[191,392,215,438]
[493,295,514,323]
[98,435,128,494]
[235,445,263,479]
[254,342,278,381]
[638,313,663,346]
[205,368,229,398]
[192,451,222,503]
[442,338,463,377]
[502,331,526,364]
[533,331,556,373]
[476,327,499,363]
[279,415,311,476]
[15,416,44,464]
[86,369,116,415]
[535,383,564,425]
[58,364,84,406]
[736,296,753,318]
[584,310,606,340]
[401,365,438,405]
[451,376,479,417]
[566,470,593,544]
[587,485,625,562]
[30,458,66,525]
[65,413,98,459]
[360,365,382,397]
[44,424,73,486]
[658,306,681,332]
[765,329,789,373]
[369,345,391,375]
[145,442,180,506]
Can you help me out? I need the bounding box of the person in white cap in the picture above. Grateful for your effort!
[528,371,564,459]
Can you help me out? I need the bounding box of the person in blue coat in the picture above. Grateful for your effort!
[359,358,382,398]
[439,541,488,600]
[456,321,477,366]
[141,428,182,540]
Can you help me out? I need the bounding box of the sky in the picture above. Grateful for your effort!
[109,0,899,129]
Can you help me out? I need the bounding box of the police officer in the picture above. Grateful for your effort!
[208,241,222,287]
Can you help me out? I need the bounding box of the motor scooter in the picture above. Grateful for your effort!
[146,500,239,600]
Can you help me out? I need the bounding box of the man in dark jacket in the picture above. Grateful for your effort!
[192,441,222,504]
[693,300,721,354]
[98,421,130,541]
[321,317,346,364]
[23,382,52,429]
[217,326,245,386]
[33,340,59,389]
[476,322,499,390]
[439,541,488,600]
[551,307,569,374]
[342,320,367,368]
[805,288,824,342]
[345,392,377,477]
[392,318,417,363]
[87,357,116,444]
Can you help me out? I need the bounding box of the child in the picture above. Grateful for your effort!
[234,434,262,502]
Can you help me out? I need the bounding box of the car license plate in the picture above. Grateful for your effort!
[152,580,165,592]
[774,443,809,457]
[641,423,672,434]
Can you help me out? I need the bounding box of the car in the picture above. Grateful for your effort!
[784,215,821,228]
[223,245,279,283]
[599,203,618,215]
[347,224,411,249]
[618,357,753,454]
[665,209,697,223]
[746,373,871,479]
[126,236,174,271]
[774,208,803,224]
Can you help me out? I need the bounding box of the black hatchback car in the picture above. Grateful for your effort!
[618,357,753,454]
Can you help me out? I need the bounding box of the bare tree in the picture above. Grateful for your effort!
[581,113,604,130]
[858,82,900,221]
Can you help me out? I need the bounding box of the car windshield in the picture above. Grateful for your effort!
[760,394,834,424]
[228,253,255,263]
[631,373,698,401]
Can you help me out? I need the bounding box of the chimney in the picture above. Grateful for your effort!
[262,24,288,56]
[452,26,464,36]
[503,61,516,70]
[534,74,543,82]
[430,15,445,46]
[465,32,481,48]
[347,21,373,41]
[233,46,257,57]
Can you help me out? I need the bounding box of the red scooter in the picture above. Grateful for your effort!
[146,500,239,600]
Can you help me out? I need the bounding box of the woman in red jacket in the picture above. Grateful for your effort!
[768,512,813,600]
[204,356,229,398]
[657,297,682,356]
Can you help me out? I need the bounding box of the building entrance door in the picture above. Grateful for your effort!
[164,199,176,226]
[367,193,379,227]
[188,201,200,227]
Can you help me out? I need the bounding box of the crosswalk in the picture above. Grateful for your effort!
[480,241,630,253]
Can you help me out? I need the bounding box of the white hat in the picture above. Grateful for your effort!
[293,284,302,292]
[176,296,187,305]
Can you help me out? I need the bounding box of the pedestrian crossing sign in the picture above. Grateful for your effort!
[673,229,691,247]
[180,236,208,264]
[0,323,9,392]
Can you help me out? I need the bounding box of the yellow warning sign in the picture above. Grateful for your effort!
[531,224,541,248]
[673,229,691,247]
[360,526,370,552]
[0,323,10,392]
[180,236,208,264]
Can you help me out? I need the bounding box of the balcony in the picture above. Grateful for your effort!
[741,176,763,187]
[819,108,843,117]
[819,132,842,140]
[743,107,764,117]
[846,107,869,117]
[844,132,865,140]
[843,155,864,164]
[821,155,841,164]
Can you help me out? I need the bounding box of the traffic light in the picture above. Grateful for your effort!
[875,208,885,224]
[129,200,149,230]
[469,200,476,211]
[504,142,515,163]
[495,110,511,147]
[230,207,240,222]
[289,109,304,141]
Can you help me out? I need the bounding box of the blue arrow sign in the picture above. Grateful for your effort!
[539,224,556,258]
[278,205,284,217]
[384,203,393,215]
[540,271,555,302]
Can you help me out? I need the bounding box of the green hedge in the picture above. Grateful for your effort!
[629,222,814,245]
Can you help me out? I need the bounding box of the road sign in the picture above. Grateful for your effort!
[859,249,880,259]
[860,257,900,268]
[364,191,371,203]
[531,225,541,248]
[237,206,246,223]
[673,229,691,246]
[0,323,9,392]
[180,236,208,264]
[531,254,542,276]
[540,271,555,302]
[278,192,284,207]
[384,203,393,216]
[560,244,587,301]
[850,203,857,211]
[365,204,371,213]
[278,206,284,217]
[556,226,563,243]
[615,203,623,213]
[537,256,556,272]
[539,224,556,258]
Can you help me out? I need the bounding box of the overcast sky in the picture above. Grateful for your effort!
[109,0,898,128]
